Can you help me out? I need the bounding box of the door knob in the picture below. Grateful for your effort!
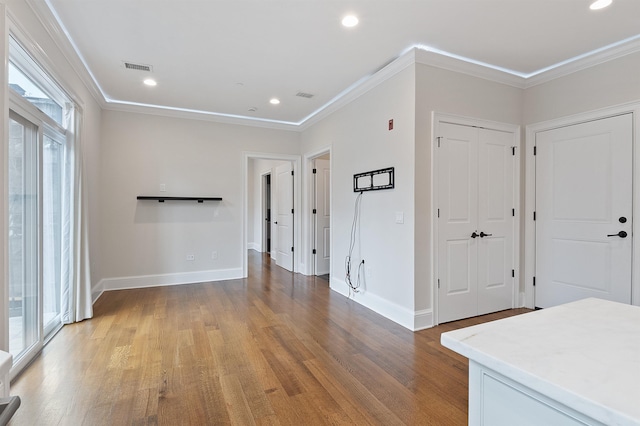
[479,231,492,238]
[274,221,278,224]
[471,231,479,239]
[607,231,627,238]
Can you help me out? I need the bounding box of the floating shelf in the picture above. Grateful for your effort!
[137,196,222,203]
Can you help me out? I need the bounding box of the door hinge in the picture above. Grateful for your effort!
[291,170,294,176]
[533,146,537,156]
[437,208,440,218]
[438,279,440,289]
[533,211,536,221]
[437,136,442,148]
[533,276,536,286]
[312,168,316,174]
[291,208,294,214]
[512,146,516,156]
[512,269,515,278]
[291,247,294,252]
[312,248,316,255]
[313,208,317,214]
[512,208,515,217]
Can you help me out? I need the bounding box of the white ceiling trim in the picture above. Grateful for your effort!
[523,34,640,88]
[413,47,526,88]
[25,0,106,109]
[26,0,640,132]
[298,49,417,131]
[102,100,301,131]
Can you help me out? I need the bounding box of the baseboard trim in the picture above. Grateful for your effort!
[413,309,434,331]
[248,242,261,251]
[100,268,244,292]
[330,278,432,331]
[92,283,104,304]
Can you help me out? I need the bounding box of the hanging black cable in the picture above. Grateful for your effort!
[345,192,365,295]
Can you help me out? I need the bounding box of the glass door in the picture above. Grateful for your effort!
[8,111,66,370]
[7,35,71,376]
[8,113,39,361]
[42,133,64,336]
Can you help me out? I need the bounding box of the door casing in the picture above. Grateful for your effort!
[432,112,521,325]
[525,102,640,309]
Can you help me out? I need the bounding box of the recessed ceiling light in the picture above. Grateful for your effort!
[590,0,612,10]
[143,78,157,86]
[269,98,280,105]
[341,15,359,27]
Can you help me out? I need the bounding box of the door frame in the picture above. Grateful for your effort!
[303,147,332,276]
[525,102,640,309]
[261,171,271,254]
[242,152,301,277]
[432,112,521,325]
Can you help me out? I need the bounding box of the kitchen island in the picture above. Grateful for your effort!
[441,298,640,426]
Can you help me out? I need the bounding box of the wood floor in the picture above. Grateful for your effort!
[10,252,530,425]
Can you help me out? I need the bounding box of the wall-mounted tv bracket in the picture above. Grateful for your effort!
[353,167,394,192]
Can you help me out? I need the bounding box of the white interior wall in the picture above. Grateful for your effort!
[301,65,417,329]
[523,52,640,125]
[97,110,299,291]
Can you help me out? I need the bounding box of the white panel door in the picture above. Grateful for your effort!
[314,159,331,275]
[275,163,294,271]
[438,123,480,323]
[535,114,633,308]
[477,129,514,315]
[438,123,515,323]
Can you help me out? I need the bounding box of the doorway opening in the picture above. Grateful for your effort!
[244,153,301,276]
[262,173,271,254]
[312,154,331,278]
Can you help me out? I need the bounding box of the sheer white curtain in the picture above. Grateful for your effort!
[60,105,93,323]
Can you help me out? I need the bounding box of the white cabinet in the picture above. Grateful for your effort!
[469,362,603,426]
[441,298,640,426]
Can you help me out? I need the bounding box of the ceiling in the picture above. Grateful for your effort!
[43,0,640,126]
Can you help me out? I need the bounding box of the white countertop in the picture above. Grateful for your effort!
[441,298,640,426]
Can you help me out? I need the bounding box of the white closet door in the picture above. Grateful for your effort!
[477,129,514,315]
[438,123,515,323]
[438,123,480,323]
[535,114,633,308]
[275,163,294,271]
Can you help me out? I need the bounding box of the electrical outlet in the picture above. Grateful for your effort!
[212,251,218,260]
[160,183,166,192]
[186,254,195,261]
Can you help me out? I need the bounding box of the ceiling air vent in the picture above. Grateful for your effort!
[124,62,153,72]
[296,92,314,99]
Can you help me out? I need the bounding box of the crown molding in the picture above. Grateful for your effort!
[413,47,527,88]
[102,100,301,131]
[523,35,640,88]
[298,48,417,131]
[23,0,106,109]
